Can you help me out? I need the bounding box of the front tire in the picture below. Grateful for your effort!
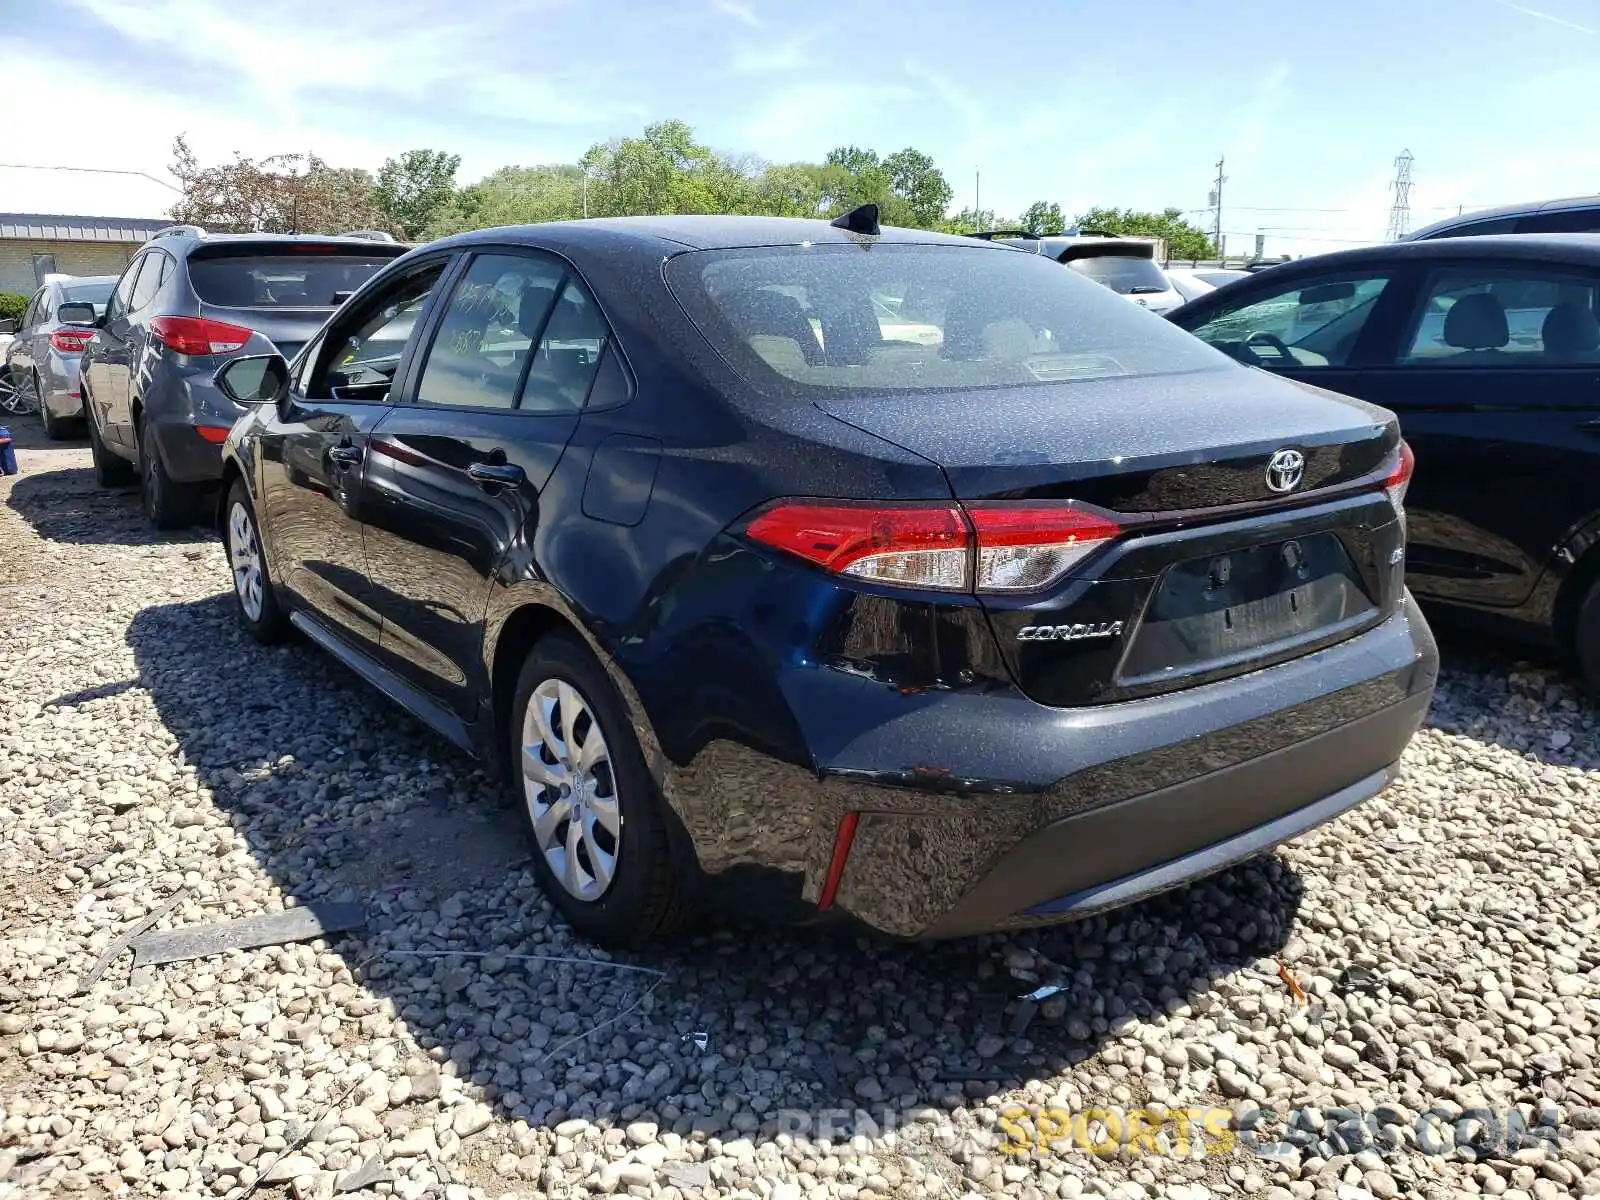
[508,633,691,947]
[138,410,201,529]
[225,478,287,643]
[84,391,134,486]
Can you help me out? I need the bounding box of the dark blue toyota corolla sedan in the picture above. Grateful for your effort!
[211,208,1438,946]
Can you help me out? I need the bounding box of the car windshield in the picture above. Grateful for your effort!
[62,280,114,316]
[188,253,395,308]
[666,242,1228,393]
[1066,254,1171,295]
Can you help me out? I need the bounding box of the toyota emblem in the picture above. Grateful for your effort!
[1265,448,1305,493]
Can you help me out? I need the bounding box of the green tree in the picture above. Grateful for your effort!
[1019,201,1066,236]
[374,149,461,240]
[423,164,585,237]
[882,148,953,227]
[1074,206,1215,260]
[167,136,388,234]
[942,206,1014,234]
[824,146,881,176]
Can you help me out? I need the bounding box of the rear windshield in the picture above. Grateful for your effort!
[62,280,114,315]
[188,254,395,308]
[666,243,1225,393]
[1066,254,1170,294]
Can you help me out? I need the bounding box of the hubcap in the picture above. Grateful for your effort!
[0,370,36,414]
[521,678,620,901]
[228,501,264,621]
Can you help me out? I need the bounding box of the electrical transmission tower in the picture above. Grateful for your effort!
[1385,150,1414,242]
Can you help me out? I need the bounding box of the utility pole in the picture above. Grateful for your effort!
[1385,150,1415,242]
[1209,156,1226,261]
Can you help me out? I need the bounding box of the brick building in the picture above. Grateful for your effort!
[0,213,172,295]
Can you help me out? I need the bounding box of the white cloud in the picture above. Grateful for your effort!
[710,0,762,28]
[739,82,919,161]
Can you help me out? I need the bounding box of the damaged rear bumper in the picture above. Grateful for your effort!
[805,596,1436,938]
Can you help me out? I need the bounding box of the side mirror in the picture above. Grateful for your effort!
[1299,282,1356,305]
[56,303,99,327]
[0,319,14,335]
[214,353,289,405]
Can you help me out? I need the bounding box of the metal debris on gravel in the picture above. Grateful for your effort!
[3,424,1600,1200]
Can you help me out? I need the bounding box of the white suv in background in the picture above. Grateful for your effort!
[971,231,1185,314]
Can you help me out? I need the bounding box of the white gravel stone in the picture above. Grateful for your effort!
[4,427,1600,1200]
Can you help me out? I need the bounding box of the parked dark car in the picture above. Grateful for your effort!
[1406,195,1600,240]
[212,212,1436,946]
[74,225,407,527]
[1168,233,1600,686]
[2,274,117,438]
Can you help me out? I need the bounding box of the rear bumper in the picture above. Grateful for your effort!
[918,688,1424,937]
[144,367,247,484]
[40,351,83,418]
[666,593,1437,937]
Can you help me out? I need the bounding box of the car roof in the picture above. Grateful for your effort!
[1245,233,1600,274]
[1407,195,1600,239]
[427,215,999,256]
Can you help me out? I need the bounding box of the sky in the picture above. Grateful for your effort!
[1,0,1598,257]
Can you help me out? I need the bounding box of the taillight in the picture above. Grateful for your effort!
[744,502,970,590]
[965,502,1124,592]
[195,425,232,444]
[149,316,252,356]
[50,327,95,353]
[743,500,1124,593]
[1384,441,1415,511]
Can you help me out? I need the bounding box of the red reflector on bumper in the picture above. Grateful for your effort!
[817,812,860,910]
[195,425,231,444]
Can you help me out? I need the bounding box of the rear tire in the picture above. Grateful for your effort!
[507,633,692,947]
[1573,577,1600,696]
[138,410,201,529]
[224,478,287,643]
[84,392,134,486]
[37,374,67,440]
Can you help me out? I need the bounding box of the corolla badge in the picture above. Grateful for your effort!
[1017,621,1124,643]
[1265,448,1305,493]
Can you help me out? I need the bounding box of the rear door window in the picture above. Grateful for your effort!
[410,253,567,411]
[107,256,145,322]
[189,252,398,308]
[1399,265,1600,365]
[129,250,170,314]
[667,243,1226,393]
[1183,274,1392,369]
[1514,209,1600,234]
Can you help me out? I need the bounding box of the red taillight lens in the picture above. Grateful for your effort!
[149,316,252,356]
[745,502,970,591]
[744,500,1124,593]
[49,327,95,353]
[965,502,1124,592]
[1384,441,1415,510]
[195,425,232,444]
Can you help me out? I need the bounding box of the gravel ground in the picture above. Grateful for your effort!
[3,418,1600,1200]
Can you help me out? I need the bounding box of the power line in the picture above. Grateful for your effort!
[0,162,182,194]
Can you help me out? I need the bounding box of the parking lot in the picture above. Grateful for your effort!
[2,418,1600,1200]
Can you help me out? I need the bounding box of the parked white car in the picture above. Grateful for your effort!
[1166,268,1252,303]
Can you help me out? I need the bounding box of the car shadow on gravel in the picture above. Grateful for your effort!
[5,465,212,546]
[126,593,1306,1147]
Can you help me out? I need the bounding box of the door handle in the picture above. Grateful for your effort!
[328,442,363,466]
[467,460,526,490]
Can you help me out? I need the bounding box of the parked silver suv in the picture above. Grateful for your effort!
[75,225,406,527]
[2,274,117,437]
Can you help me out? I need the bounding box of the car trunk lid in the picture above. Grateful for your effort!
[814,367,1407,705]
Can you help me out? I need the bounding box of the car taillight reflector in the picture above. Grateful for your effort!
[744,500,1124,593]
[965,502,1125,592]
[49,328,94,353]
[1384,441,1415,511]
[149,315,252,356]
[195,425,232,444]
[745,502,970,591]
